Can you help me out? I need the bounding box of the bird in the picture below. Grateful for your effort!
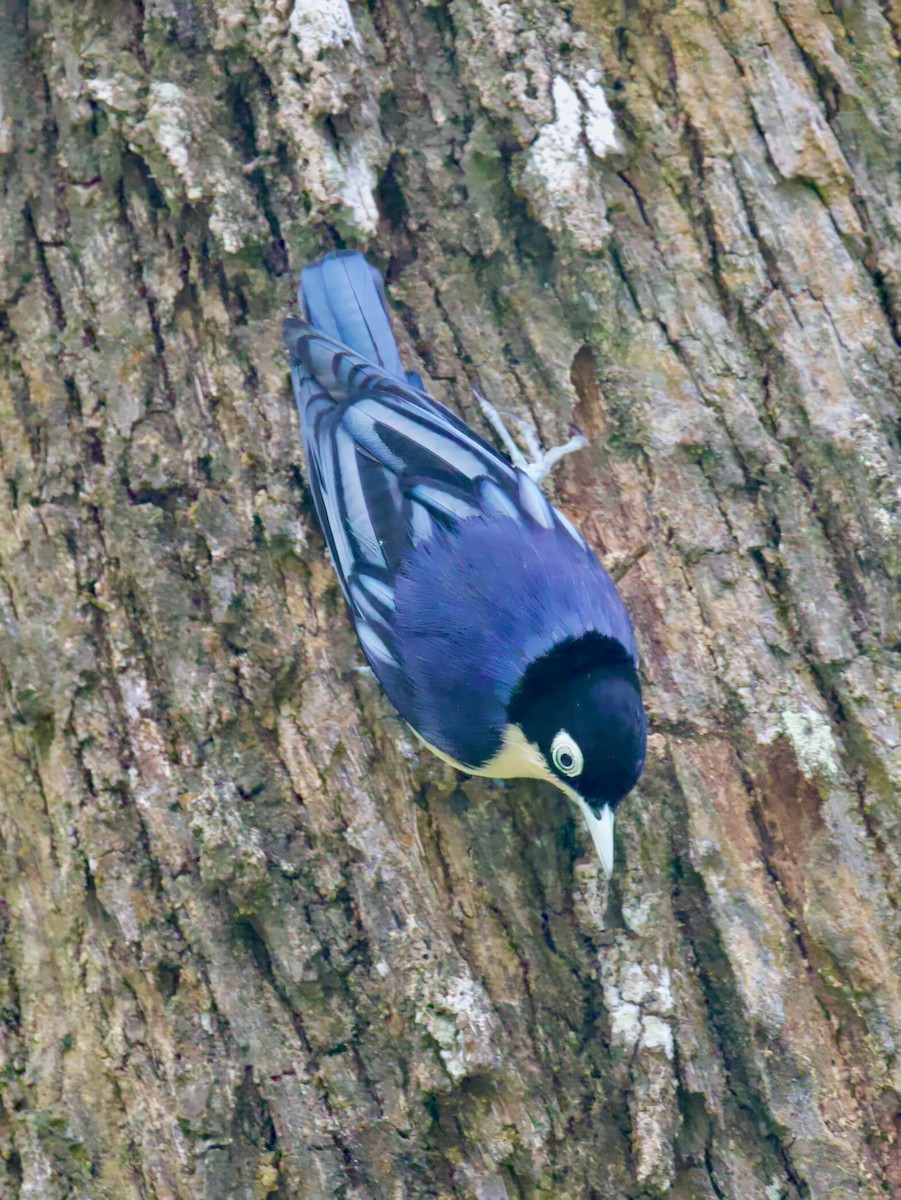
[283,250,646,877]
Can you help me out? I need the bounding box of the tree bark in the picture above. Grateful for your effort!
[0,0,898,1197]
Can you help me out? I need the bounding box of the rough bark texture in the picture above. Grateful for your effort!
[0,1,898,1197]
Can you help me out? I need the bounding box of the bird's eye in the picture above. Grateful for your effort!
[550,730,583,777]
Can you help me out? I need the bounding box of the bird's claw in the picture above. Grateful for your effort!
[474,391,588,486]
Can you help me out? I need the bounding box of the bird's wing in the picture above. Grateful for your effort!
[284,321,588,685]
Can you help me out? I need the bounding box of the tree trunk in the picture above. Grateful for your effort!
[0,0,897,1196]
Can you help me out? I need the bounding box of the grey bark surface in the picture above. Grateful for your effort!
[0,1,898,1197]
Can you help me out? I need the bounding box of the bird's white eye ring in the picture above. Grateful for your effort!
[551,730,583,778]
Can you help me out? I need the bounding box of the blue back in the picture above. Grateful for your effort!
[390,515,637,769]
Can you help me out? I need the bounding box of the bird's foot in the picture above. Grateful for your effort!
[474,391,588,486]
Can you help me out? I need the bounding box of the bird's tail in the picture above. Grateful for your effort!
[301,251,405,378]
[284,250,406,403]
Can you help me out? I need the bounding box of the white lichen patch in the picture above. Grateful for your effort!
[640,1014,675,1059]
[269,3,383,238]
[577,70,621,158]
[602,953,679,1191]
[289,0,362,62]
[609,998,642,1048]
[519,74,616,251]
[604,963,675,1058]
[84,74,142,116]
[143,83,197,193]
[620,962,674,1010]
[621,892,670,936]
[131,82,266,252]
[333,138,381,236]
[0,109,13,155]
[523,76,583,192]
[781,706,839,780]
[418,974,502,1082]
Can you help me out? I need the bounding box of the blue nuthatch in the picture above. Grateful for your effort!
[283,251,646,876]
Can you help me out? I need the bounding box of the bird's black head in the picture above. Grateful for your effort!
[509,634,647,813]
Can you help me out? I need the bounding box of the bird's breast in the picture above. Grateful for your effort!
[412,721,555,782]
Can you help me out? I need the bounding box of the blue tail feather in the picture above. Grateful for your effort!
[299,251,405,381]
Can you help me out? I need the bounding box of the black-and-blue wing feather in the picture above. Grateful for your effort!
[284,251,636,768]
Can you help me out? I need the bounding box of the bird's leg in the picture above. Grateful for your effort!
[473,390,588,486]
[474,391,530,471]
